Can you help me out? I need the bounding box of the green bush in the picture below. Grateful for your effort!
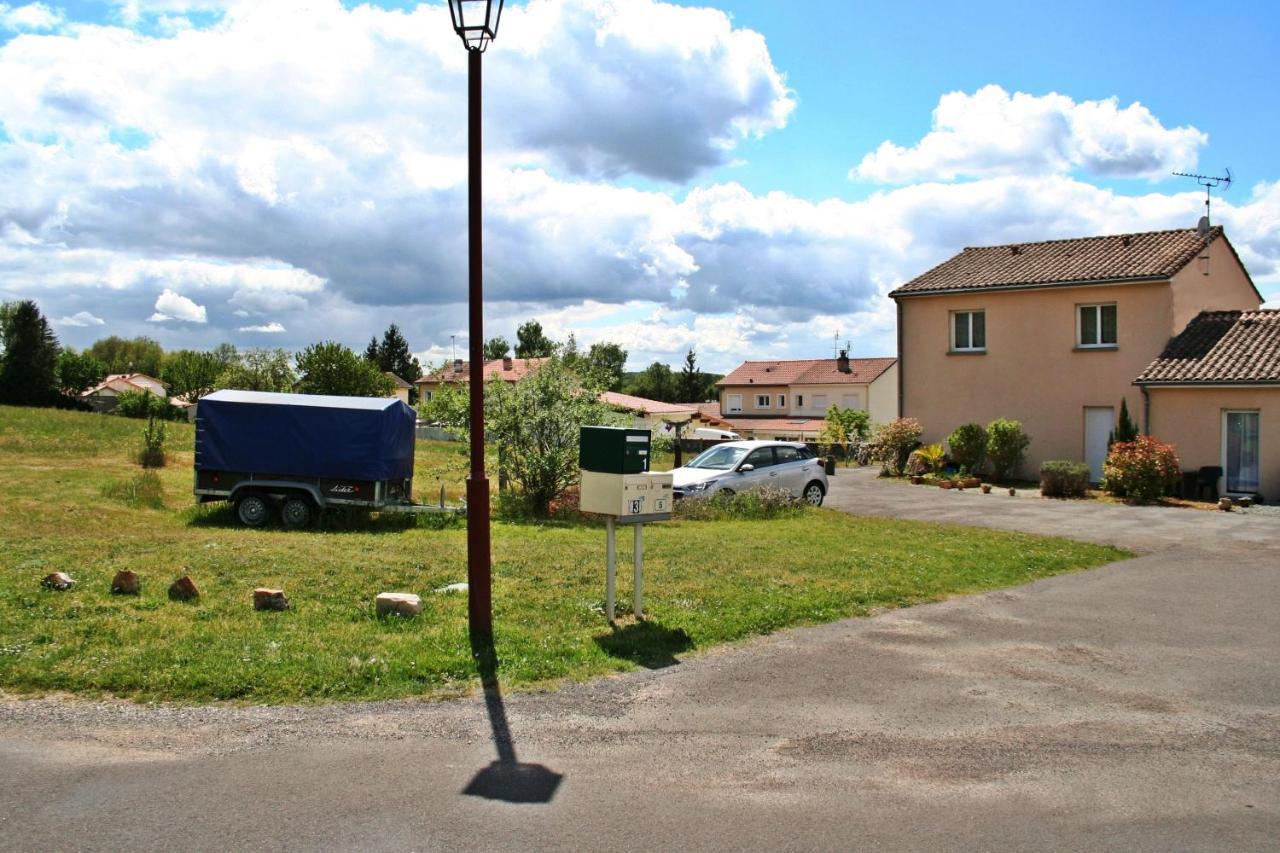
[1103,436,1179,503]
[947,423,987,475]
[986,419,1030,481]
[101,471,165,509]
[1040,460,1091,498]
[136,416,167,468]
[674,486,806,521]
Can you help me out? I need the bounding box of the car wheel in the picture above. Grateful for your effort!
[803,481,825,507]
[280,496,313,529]
[236,494,271,528]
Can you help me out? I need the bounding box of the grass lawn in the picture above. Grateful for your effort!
[0,405,1129,704]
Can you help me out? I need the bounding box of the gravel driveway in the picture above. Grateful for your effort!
[2,470,1277,852]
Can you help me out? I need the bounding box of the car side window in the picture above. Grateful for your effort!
[775,446,801,464]
[743,448,775,469]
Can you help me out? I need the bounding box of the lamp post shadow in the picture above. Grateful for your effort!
[461,635,563,804]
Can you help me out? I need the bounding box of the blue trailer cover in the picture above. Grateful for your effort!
[197,390,415,481]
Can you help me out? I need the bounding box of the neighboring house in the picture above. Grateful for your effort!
[715,352,899,439]
[414,356,549,401]
[599,391,699,432]
[1136,310,1280,498]
[80,373,168,412]
[384,372,412,405]
[890,226,1262,481]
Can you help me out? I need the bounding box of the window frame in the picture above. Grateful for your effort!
[726,393,743,414]
[797,394,804,408]
[777,393,787,409]
[950,309,986,353]
[755,394,772,409]
[1077,302,1118,349]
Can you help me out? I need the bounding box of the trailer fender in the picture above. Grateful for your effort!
[229,481,325,507]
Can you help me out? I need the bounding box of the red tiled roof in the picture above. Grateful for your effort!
[600,391,698,415]
[1136,310,1280,385]
[717,357,895,387]
[80,373,166,397]
[891,227,1234,297]
[416,357,549,385]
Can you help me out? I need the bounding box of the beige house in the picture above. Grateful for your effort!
[384,372,412,405]
[414,356,549,401]
[715,353,897,440]
[80,373,169,412]
[1136,310,1279,498]
[891,226,1263,483]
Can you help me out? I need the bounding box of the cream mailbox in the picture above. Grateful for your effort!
[579,426,673,520]
[579,426,673,621]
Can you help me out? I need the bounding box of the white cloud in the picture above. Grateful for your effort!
[853,85,1207,183]
[147,288,206,323]
[0,3,62,31]
[237,321,285,333]
[55,310,105,327]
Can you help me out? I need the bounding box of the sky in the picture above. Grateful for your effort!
[1,0,1278,373]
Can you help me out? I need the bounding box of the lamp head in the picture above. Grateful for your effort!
[448,0,504,52]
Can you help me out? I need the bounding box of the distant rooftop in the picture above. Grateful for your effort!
[718,357,896,387]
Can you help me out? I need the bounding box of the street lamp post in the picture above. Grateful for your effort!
[448,0,504,641]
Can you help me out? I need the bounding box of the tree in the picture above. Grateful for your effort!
[483,336,511,360]
[1108,398,1140,448]
[295,341,396,397]
[584,341,627,391]
[162,350,223,402]
[819,405,871,456]
[211,343,239,367]
[625,361,677,402]
[676,349,706,402]
[88,336,164,376]
[57,349,107,396]
[515,320,553,358]
[364,324,422,384]
[0,300,61,406]
[986,418,1031,481]
[217,348,296,393]
[488,355,625,515]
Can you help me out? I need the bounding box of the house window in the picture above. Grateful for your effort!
[422,390,433,401]
[726,394,743,413]
[951,310,986,351]
[756,394,771,409]
[1078,303,1117,347]
[797,394,804,408]
[777,394,787,408]
[813,394,827,410]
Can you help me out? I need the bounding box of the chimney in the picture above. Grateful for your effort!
[453,358,463,371]
[502,356,513,371]
[837,349,850,373]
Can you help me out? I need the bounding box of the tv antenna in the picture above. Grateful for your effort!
[1172,168,1232,235]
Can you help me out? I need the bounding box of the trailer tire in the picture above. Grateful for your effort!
[280,496,314,529]
[236,493,271,528]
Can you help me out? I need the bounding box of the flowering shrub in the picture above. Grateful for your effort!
[1103,436,1180,502]
[871,418,923,476]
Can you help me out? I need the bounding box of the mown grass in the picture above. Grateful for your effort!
[0,405,1129,703]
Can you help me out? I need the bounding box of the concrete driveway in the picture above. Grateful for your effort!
[2,473,1278,851]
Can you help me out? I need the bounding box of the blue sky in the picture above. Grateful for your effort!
[1,0,1277,371]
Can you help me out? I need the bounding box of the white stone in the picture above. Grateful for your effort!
[376,592,422,617]
[435,582,468,594]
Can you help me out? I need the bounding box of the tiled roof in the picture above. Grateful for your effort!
[600,391,698,415]
[417,357,549,385]
[384,372,412,388]
[1136,310,1280,384]
[718,357,896,387]
[891,227,1227,297]
[81,373,166,397]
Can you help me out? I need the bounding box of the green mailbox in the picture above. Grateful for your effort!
[580,426,650,475]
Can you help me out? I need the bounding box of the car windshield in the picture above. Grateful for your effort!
[687,445,749,470]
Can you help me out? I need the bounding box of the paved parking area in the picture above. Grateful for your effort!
[2,471,1278,851]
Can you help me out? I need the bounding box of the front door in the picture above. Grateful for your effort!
[1224,411,1261,494]
[1084,407,1114,483]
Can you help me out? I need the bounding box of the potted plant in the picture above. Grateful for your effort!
[981,483,992,494]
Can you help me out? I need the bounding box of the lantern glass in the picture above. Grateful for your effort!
[448,0,504,51]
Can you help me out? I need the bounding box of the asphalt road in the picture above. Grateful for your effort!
[2,472,1277,852]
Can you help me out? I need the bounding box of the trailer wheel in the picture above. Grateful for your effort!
[280,496,314,529]
[236,493,271,528]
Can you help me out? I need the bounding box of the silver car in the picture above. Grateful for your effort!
[671,440,828,506]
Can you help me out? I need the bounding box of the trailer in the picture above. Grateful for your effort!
[194,389,460,527]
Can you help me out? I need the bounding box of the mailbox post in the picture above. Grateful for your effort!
[579,426,673,621]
